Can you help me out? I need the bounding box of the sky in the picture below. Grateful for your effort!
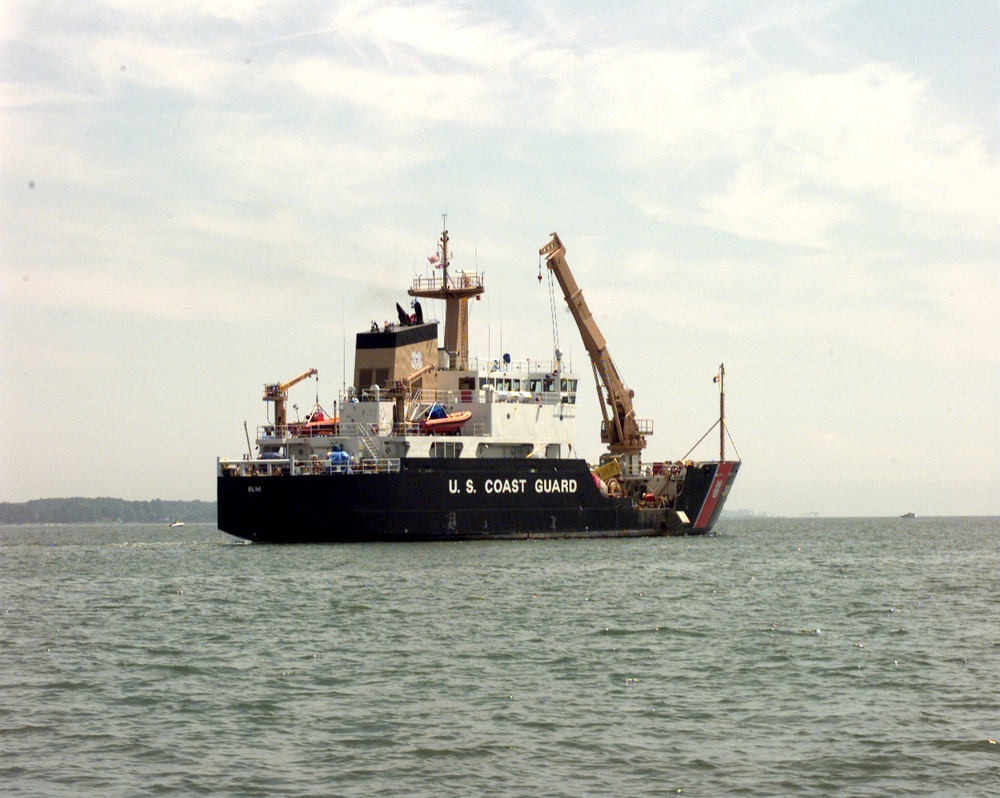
[1,0,997,517]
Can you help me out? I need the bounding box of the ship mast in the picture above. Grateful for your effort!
[718,362,725,460]
[408,217,484,370]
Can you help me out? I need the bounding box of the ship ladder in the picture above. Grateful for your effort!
[352,422,383,460]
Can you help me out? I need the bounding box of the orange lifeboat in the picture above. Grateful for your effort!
[421,410,472,435]
[301,406,339,436]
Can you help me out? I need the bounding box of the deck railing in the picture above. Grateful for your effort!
[600,418,654,438]
[218,457,401,477]
[410,271,483,293]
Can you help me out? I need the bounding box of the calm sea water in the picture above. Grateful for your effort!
[2,517,998,797]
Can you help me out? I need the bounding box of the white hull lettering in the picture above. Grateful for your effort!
[484,478,528,494]
[534,478,578,494]
[456,477,580,495]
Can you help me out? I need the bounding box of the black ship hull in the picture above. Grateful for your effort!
[217,458,739,543]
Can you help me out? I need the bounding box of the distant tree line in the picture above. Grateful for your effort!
[0,498,217,525]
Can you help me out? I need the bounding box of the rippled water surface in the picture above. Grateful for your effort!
[2,517,998,797]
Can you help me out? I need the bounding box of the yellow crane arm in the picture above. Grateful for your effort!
[279,368,319,393]
[539,233,647,456]
[262,368,318,429]
[403,364,435,388]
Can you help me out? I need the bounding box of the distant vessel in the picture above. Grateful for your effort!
[900,512,916,518]
[217,226,741,543]
[168,521,185,527]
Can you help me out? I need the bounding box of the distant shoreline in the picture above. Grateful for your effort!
[0,521,219,527]
[0,498,216,525]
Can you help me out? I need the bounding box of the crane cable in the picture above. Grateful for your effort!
[542,255,561,368]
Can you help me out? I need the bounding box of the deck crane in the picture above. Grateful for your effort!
[263,368,318,431]
[539,233,652,474]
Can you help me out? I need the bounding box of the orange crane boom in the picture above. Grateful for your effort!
[539,233,649,460]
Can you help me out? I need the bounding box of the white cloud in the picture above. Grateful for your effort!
[768,65,998,240]
[85,37,242,97]
[329,2,535,71]
[2,258,303,323]
[698,165,851,247]
[13,3,993,256]
[272,56,504,125]
[0,82,89,112]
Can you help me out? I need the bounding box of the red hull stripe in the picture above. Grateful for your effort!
[693,462,733,529]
